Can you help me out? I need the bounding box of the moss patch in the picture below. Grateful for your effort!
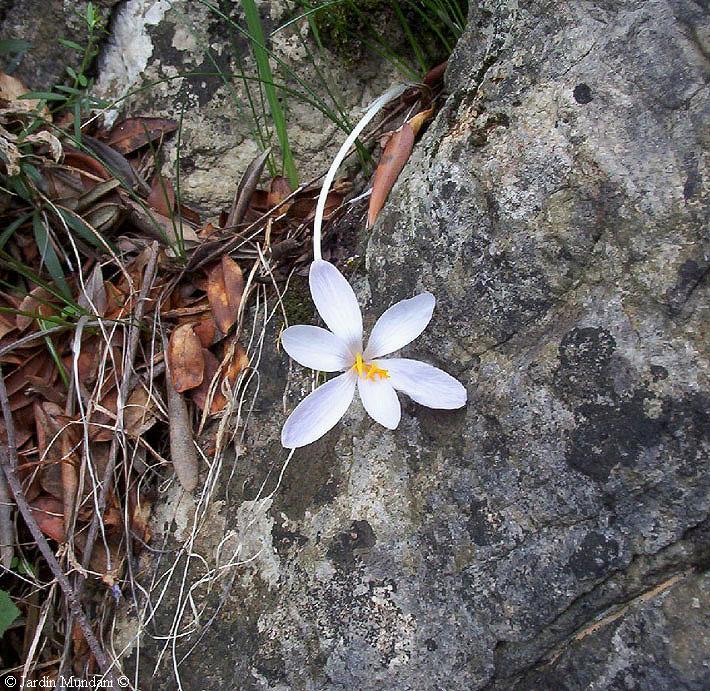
[281,276,316,325]
[305,0,465,70]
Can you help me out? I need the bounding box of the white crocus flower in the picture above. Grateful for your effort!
[280,260,467,448]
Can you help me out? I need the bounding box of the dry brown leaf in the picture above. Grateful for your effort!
[40,402,78,536]
[0,72,50,118]
[189,348,226,414]
[25,376,63,404]
[16,286,56,331]
[5,349,50,396]
[1,404,33,450]
[225,342,250,385]
[106,117,178,155]
[83,135,149,193]
[423,60,448,87]
[75,178,122,213]
[0,126,21,176]
[225,147,272,228]
[367,123,415,228]
[147,174,175,218]
[0,314,16,341]
[34,403,64,500]
[198,222,217,239]
[124,385,157,437]
[60,432,78,538]
[74,528,123,584]
[408,106,435,136]
[25,131,63,162]
[267,175,292,208]
[129,488,152,548]
[30,495,64,542]
[124,197,200,246]
[82,202,123,234]
[167,323,204,392]
[103,281,126,320]
[88,387,118,442]
[206,256,244,335]
[288,189,343,223]
[62,151,111,180]
[9,388,33,411]
[162,302,211,320]
[77,263,107,316]
[193,317,216,348]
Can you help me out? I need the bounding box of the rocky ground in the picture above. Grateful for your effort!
[2,0,708,689]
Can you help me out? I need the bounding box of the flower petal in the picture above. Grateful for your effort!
[281,325,353,372]
[309,260,363,354]
[281,370,356,448]
[364,292,435,360]
[357,375,401,429]
[383,358,467,409]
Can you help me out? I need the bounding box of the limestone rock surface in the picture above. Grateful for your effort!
[94,0,399,215]
[122,1,709,689]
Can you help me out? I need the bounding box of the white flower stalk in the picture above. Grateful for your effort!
[312,84,406,261]
[281,260,467,448]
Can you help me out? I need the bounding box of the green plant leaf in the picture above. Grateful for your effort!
[53,85,82,95]
[10,557,35,577]
[38,317,70,387]
[0,590,20,636]
[32,211,72,300]
[55,207,112,251]
[0,39,31,55]
[0,212,32,252]
[18,91,66,102]
[58,38,83,51]
[240,0,299,187]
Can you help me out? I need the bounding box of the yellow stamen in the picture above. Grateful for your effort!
[354,353,366,378]
[366,363,389,380]
[352,354,389,380]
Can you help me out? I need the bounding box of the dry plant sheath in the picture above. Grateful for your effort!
[164,332,200,492]
[0,471,12,568]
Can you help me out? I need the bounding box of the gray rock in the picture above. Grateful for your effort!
[119,1,709,689]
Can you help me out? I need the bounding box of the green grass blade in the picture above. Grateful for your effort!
[402,0,455,55]
[38,317,70,388]
[54,207,113,252]
[0,211,32,251]
[393,1,428,75]
[32,211,72,300]
[19,91,67,102]
[0,258,76,308]
[240,0,299,187]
